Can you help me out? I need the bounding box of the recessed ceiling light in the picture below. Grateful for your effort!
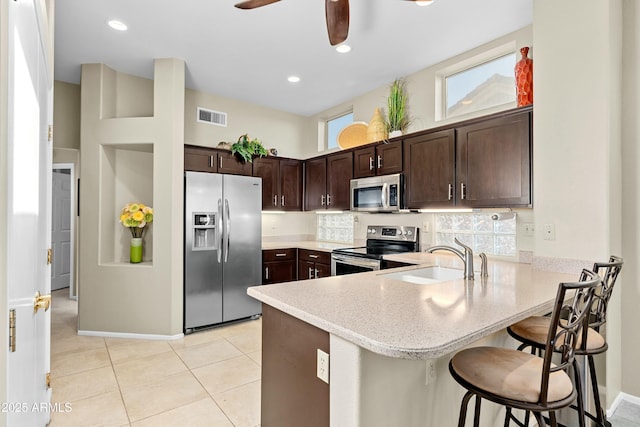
[287,76,300,83]
[461,99,473,105]
[107,20,128,31]
[415,0,434,6]
[336,44,351,53]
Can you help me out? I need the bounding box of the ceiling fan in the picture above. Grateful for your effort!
[234,0,429,46]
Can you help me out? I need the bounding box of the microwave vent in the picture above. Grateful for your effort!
[197,107,227,127]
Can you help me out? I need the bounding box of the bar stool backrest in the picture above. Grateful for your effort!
[540,269,601,404]
[590,255,623,331]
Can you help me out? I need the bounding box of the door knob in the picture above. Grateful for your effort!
[33,291,51,314]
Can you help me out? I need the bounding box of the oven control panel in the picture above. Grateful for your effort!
[366,225,418,242]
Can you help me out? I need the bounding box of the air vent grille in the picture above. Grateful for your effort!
[197,107,227,127]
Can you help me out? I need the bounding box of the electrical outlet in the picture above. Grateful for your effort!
[422,222,430,233]
[317,349,329,384]
[425,360,437,385]
[543,224,556,240]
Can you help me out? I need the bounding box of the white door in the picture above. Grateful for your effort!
[6,0,53,425]
[51,169,72,291]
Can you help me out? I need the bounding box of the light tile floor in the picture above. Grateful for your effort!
[49,289,262,427]
[49,289,640,427]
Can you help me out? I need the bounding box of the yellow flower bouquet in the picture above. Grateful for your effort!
[120,203,154,238]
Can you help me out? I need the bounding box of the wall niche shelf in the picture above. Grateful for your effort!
[99,143,154,265]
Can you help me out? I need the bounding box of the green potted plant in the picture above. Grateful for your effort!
[231,134,268,163]
[386,78,410,138]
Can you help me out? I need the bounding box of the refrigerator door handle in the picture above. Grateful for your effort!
[224,199,230,263]
[216,198,223,263]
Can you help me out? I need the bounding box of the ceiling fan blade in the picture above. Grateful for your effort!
[326,0,349,46]
[234,0,281,10]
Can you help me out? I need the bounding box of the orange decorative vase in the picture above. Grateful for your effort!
[515,46,533,107]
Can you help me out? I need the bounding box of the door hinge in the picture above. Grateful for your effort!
[9,309,16,352]
[48,125,53,142]
[47,248,52,265]
[46,372,51,389]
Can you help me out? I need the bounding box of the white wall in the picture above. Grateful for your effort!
[621,0,640,399]
[184,89,314,159]
[533,0,623,405]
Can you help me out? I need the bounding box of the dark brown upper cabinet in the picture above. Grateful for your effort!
[456,110,531,207]
[304,151,353,211]
[403,129,456,209]
[184,145,252,176]
[353,140,403,178]
[184,145,218,173]
[253,157,302,211]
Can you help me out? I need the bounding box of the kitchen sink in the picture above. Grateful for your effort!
[381,266,464,285]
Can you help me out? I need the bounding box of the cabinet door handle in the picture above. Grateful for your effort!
[308,267,313,279]
[281,195,285,207]
[219,156,223,169]
[377,155,382,169]
[369,157,374,171]
[448,184,453,201]
[327,194,331,206]
[209,155,214,168]
[460,183,466,200]
[275,253,287,257]
[314,268,319,279]
[321,195,325,206]
[274,195,278,206]
[309,254,319,259]
[265,267,269,280]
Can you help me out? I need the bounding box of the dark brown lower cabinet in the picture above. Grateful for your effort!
[263,249,297,284]
[261,304,329,427]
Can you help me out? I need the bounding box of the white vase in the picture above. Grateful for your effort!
[389,130,403,138]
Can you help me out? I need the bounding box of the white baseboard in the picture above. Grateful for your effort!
[78,330,184,341]
[607,391,640,417]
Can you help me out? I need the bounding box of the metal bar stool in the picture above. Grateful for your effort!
[507,256,622,427]
[449,269,601,427]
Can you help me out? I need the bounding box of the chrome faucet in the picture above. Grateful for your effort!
[426,238,476,280]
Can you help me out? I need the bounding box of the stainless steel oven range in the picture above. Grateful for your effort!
[331,225,419,276]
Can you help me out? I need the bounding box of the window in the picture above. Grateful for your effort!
[327,112,353,150]
[442,50,516,120]
[435,213,516,257]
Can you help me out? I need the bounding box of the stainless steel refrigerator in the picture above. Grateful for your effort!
[184,171,262,332]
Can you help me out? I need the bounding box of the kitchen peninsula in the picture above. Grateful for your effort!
[248,253,580,427]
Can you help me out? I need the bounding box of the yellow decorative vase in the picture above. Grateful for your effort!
[367,108,388,143]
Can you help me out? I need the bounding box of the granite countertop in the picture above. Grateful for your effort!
[261,240,353,252]
[248,253,578,360]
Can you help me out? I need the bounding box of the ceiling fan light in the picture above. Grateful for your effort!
[287,76,301,83]
[415,0,434,6]
[336,44,351,53]
[107,20,128,31]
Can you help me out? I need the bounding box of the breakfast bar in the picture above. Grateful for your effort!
[248,254,581,427]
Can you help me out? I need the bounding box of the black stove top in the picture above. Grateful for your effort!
[332,225,419,260]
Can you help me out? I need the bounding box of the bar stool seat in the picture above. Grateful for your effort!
[450,347,574,403]
[509,316,606,353]
[507,256,622,427]
[449,269,601,427]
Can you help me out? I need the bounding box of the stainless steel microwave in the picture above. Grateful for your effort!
[350,173,403,212]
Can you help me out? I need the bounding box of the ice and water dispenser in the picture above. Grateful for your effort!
[192,213,217,251]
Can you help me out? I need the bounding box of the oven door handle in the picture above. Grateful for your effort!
[332,254,381,270]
